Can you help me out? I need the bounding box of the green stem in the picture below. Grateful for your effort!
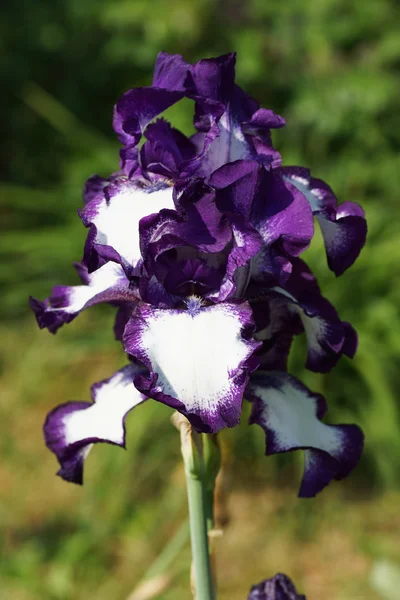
[172,414,216,600]
[185,468,215,600]
[204,488,214,533]
[203,434,221,533]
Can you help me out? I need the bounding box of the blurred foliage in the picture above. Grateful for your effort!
[1,0,400,598]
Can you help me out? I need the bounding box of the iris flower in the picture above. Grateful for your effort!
[248,573,305,599]
[30,52,367,497]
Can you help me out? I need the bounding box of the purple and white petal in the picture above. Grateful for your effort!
[44,364,148,484]
[254,258,357,372]
[269,287,355,372]
[80,178,175,275]
[123,298,261,433]
[185,89,282,177]
[189,108,250,177]
[29,262,137,333]
[186,55,284,175]
[247,372,364,497]
[281,167,367,275]
[248,573,305,600]
[83,174,117,204]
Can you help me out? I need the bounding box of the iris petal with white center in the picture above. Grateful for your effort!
[269,284,356,373]
[123,298,260,433]
[44,364,147,484]
[80,179,175,274]
[29,262,136,333]
[247,372,363,497]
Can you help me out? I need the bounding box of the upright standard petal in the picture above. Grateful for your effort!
[44,364,147,484]
[210,161,314,284]
[152,51,191,91]
[184,54,284,175]
[29,262,137,333]
[184,86,283,178]
[80,177,175,275]
[123,298,260,433]
[281,167,367,275]
[248,372,363,497]
[248,573,306,600]
[113,86,185,148]
[211,161,314,254]
[117,52,285,180]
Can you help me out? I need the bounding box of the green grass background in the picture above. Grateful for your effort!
[1,0,400,598]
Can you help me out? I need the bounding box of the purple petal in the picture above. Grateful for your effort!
[211,161,314,252]
[44,364,148,484]
[210,161,314,284]
[152,52,191,90]
[139,180,233,278]
[162,258,224,296]
[138,274,178,308]
[113,87,184,148]
[248,573,305,600]
[140,178,262,301]
[141,118,196,178]
[189,53,236,103]
[281,167,367,275]
[248,372,364,497]
[119,145,140,179]
[212,216,263,301]
[123,298,261,433]
[83,174,120,204]
[242,108,286,136]
[114,303,136,341]
[30,262,137,333]
[186,78,283,176]
[250,295,302,371]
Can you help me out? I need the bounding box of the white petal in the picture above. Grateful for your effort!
[250,375,338,452]
[44,364,148,483]
[89,185,174,268]
[124,299,260,431]
[54,262,129,315]
[64,366,146,446]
